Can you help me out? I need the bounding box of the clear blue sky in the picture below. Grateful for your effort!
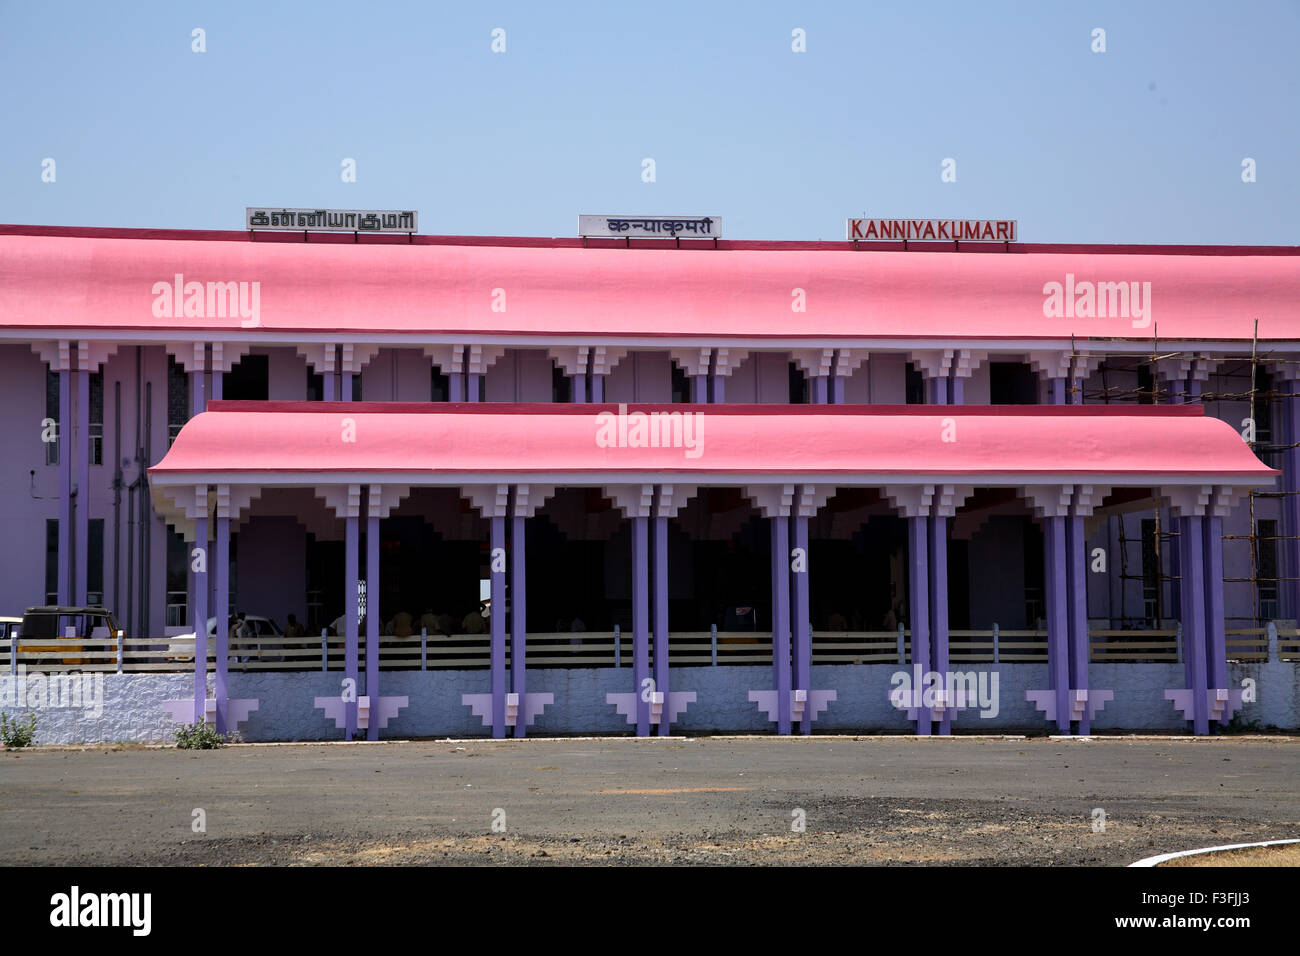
[2,0,1297,244]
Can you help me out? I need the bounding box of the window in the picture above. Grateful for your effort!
[45,519,58,604]
[905,362,925,405]
[167,355,188,447]
[1257,519,1279,620]
[89,370,104,466]
[788,362,808,404]
[990,362,1038,405]
[45,369,59,465]
[1137,364,1156,405]
[351,373,363,402]
[307,368,323,401]
[1254,368,1274,446]
[166,530,188,627]
[433,367,450,402]
[223,354,269,401]
[87,519,104,606]
[1141,518,1161,624]
[670,364,690,403]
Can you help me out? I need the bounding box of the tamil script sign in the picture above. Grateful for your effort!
[246,207,418,233]
[846,218,1017,242]
[579,215,721,238]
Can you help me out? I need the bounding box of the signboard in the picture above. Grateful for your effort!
[846,218,1017,242]
[246,207,418,233]
[579,215,721,239]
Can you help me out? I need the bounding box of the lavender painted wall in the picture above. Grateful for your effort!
[233,516,306,629]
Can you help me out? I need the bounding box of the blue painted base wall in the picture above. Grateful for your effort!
[3,662,1295,744]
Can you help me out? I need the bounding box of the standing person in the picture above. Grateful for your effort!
[283,613,304,638]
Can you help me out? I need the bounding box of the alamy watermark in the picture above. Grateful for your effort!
[595,403,704,459]
[1042,273,1151,328]
[889,664,1000,718]
[152,273,260,328]
[1,665,105,718]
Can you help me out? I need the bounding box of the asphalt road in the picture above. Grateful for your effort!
[2,736,1297,866]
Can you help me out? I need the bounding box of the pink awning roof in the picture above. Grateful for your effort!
[148,402,1277,485]
[4,229,1298,341]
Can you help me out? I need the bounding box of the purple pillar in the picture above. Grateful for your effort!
[212,368,223,401]
[1066,515,1090,734]
[790,511,811,734]
[632,515,650,736]
[511,509,528,737]
[365,502,379,740]
[1283,381,1300,623]
[770,515,792,734]
[711,375,725,403]
[323,371,335,402]
[928,377,947,405]
[448,373,464,402]
[570,374,587,403]
[1049,378,1065,405]
[1044,516,1070,732]
[928,515,950,735]
[907,516,931,733]
[830,375,845,405]
[590,375,604,404]
[691,374,708,404]
[58,367,71,605]
[652,513,670,736]
[1202,514,1228,699]
[344,512,359,739]
[490,515,506,738]
[810,376,829,404]
[1179,515,1209,734]
[950,375,964,405]
[468,373,482,402]
[343,372,355,402]
[192,511,209,723]
[215,515,229,733]
[75,368,89,606]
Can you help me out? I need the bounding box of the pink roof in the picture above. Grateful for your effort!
[148,402,1277,484]
[3,229,1298,341]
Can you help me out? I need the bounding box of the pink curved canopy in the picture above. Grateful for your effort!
[148,402,1277,483]
[4,230,1298,341]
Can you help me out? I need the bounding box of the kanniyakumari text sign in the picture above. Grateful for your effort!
[246,208,418,233]
[579,215,722,238]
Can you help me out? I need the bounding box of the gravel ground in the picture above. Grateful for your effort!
[2,735,1296,866]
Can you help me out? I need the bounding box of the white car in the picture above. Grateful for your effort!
[167,615,286,663]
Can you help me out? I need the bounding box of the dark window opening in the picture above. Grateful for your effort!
[1023,518,1045,626]
[167,355,188,446]
[1258,519,1279,620]
[351,373,362,402]
[89,370,104,466]
[905,362,926,405]
[671,364,691,403]
[551,365,571,403]
[990,362,1038,405]
[223,354,269,401]
[1254,368,1274,446]
[788,362,808,404]
[433,367,451,402]
[1137,364,1156,405]
[45,518,58,604]
[166,530,188,627]
[45,369,59,465]
[88,518,104,606]
[307,369,323,401]
[1141,518,1161,624]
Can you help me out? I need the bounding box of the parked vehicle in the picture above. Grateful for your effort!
[16,606,122,666]
[167,615,286,663]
